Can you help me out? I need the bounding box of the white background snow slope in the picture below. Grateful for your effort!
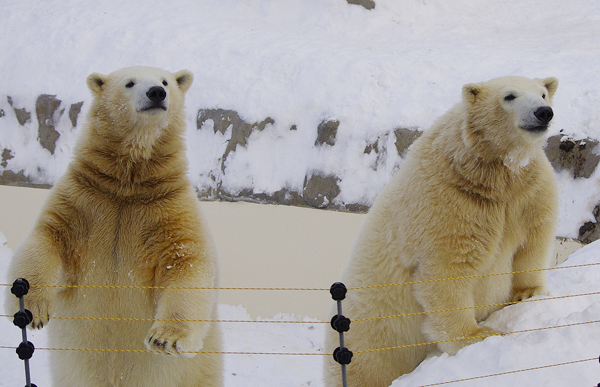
[1,0,600,237]
[2,0,600,386]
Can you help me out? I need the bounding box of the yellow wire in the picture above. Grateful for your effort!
[0,345,327,356]
[0,314,327,324]
[416,357,597,387]
[2,319,598,356]
[1,283,328,291]
[349,262,600,291]
[4,289,597,324]
[0,344,595,386]
[354,319,600,354]
[353,290,600,322]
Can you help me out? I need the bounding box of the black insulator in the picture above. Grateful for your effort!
[331,314,351,333]
[16,341,35,360]
[330,282,347,301]
[13,309,33,329]
[11,278,30,298]
[333,347,353,365]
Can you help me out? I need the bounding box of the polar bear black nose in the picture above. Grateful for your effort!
[534,106,553,124]
[147,86,166,103]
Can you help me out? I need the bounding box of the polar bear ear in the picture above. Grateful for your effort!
[174,70,194,94]
[462,83,483,105]
[541,77,558,98]
[87,73,109,97]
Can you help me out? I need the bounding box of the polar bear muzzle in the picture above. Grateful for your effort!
[524,105,553,133]
[141,86,168,112]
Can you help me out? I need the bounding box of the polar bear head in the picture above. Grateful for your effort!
[460,76,558,167]
[85,66,193,159]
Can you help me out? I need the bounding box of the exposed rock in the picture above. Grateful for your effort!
[364,140,378,155]
[256,188,304,207]
[197,108,274,170]
[343,202,370,213]
[1,149,13,168]
[347,0,376,10]
[7,96,31,126]
[36,94,62,154]
[4,100,600,243]
[212,187,305,208]
[545,135,600,178]
[578,204,600,244]
[69,102,84,127]
[1,147,50,188]
[315,120,339,146]
[579,222,599,244]
[366,128,421,158]
[303,173,341,209]
[0,169,51,189]
[394,128,421,157]
[364,133,389,171]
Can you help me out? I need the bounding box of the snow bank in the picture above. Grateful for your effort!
[393,240,600,386]
[3,235,600,386]
[1,0,600,238]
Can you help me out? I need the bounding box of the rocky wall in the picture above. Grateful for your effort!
[1,94,599,244]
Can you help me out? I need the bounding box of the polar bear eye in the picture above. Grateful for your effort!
[542,93,546,99]
[126,81,135,88]
[162,80,168,86]
[504,94,516,101]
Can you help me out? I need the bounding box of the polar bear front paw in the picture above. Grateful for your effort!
[512,286,546,302]
[439,326,501,355]
[22,288,55,329]
[145,321,203,358]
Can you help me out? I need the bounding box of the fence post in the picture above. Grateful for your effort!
[330,282,353,387]
[11,278,37,387]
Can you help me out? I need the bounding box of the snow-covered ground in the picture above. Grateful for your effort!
[2,0,600,386]
[2,233,600,386]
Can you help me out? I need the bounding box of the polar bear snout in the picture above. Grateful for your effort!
[142,86,168,111]
[147,86,166,103]
[524,106,553,133]
[534,106,553,125]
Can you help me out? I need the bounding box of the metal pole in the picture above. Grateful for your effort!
[11,278,36,387]
[337,299,348,387]
[330,282,353,387]
[19,297,32,387]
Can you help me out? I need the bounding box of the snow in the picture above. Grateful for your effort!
[1,0,600,386]
[2,0,600,237]
[393,241,600,386]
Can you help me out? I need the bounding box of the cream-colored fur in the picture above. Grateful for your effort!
[5,66,222,386]
[324,76,559,387]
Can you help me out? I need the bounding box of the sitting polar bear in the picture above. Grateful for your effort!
[5,66,222,386]
[324,76,559,387]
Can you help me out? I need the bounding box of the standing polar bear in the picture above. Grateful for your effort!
[5,66,222,386]
[324,76,559,387]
